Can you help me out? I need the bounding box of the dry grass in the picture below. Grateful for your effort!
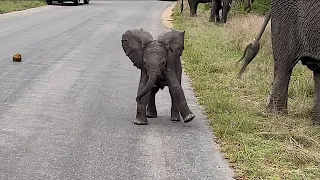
[173,1,320,179]
[161,2,176,29]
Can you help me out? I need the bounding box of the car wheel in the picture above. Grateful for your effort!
[73,0,79,6]
[84,0,89,4]
[46,1,52,5]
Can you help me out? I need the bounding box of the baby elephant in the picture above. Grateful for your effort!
[121,28,195,125]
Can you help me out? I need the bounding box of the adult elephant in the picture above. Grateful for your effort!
[121,28,195,125]
[180,0,254,22]
[237,0,320,125]
[180,0,232,23]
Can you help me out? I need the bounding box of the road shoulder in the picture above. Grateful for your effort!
[0,4,48,17]
[161,2,235,179]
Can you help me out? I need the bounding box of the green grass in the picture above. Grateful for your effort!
[173,1,320,179]
[0,0,46,14]
[234,0,270,15]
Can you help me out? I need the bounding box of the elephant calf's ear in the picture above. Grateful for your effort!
[157,29,185,57]
[121,28,153,69]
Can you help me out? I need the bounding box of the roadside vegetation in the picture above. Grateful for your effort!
[173,0,320,179]
[0,0,46,14]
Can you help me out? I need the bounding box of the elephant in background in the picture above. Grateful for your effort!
[180,0,253,23]
[237,0,320,125]
[209,0,232,23]
[180,0,232,23]
[121,28,195,125]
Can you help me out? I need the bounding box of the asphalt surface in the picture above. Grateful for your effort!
[0,1,234,179]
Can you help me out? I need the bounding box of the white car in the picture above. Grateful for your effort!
[46,0,90,6]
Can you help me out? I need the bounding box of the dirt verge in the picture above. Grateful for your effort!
[161,2,177,29]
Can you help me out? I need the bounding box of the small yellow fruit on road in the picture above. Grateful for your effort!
[13,53,22,62]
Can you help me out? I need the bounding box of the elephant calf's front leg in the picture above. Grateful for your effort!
[134,72,151,125]
[146,87,159,118]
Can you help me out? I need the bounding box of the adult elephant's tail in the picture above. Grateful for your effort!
[237,11,271,79]
[180,0,184,13]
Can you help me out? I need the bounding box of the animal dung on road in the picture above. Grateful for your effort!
[13,53,22,62]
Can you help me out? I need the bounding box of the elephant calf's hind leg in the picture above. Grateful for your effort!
[166,72,195,123]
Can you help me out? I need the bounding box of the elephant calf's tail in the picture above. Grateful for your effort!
[180,0,183,13]
[236,11,271,79]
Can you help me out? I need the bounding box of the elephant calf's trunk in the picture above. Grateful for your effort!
[136,72,157,102]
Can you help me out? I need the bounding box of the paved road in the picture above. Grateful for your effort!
[0,1,233,179]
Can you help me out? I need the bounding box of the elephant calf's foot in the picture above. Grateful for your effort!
[133,117,148,125]
[171,108,181,121]
[146,108,157,118]
[183,113,195,123]
[170,116,181,122]
[179,105,195,123]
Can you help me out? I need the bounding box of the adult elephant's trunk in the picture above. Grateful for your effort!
[237,11,271,79]
[136,71,158,102]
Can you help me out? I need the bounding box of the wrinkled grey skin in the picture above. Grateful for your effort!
[180,0,232,23]
[237,0,320,125]
[121,28,195,125]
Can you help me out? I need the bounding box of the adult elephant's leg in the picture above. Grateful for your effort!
[166,71,195,123]
[146,87,159,118]
[135,71,151,125]
[216,1,222,21]
[189,0,198,17]
[312,70,320,125]
[209,0,218,22]
[221,1,231,23]
[267,59,295,115]
[194,2,199,16]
